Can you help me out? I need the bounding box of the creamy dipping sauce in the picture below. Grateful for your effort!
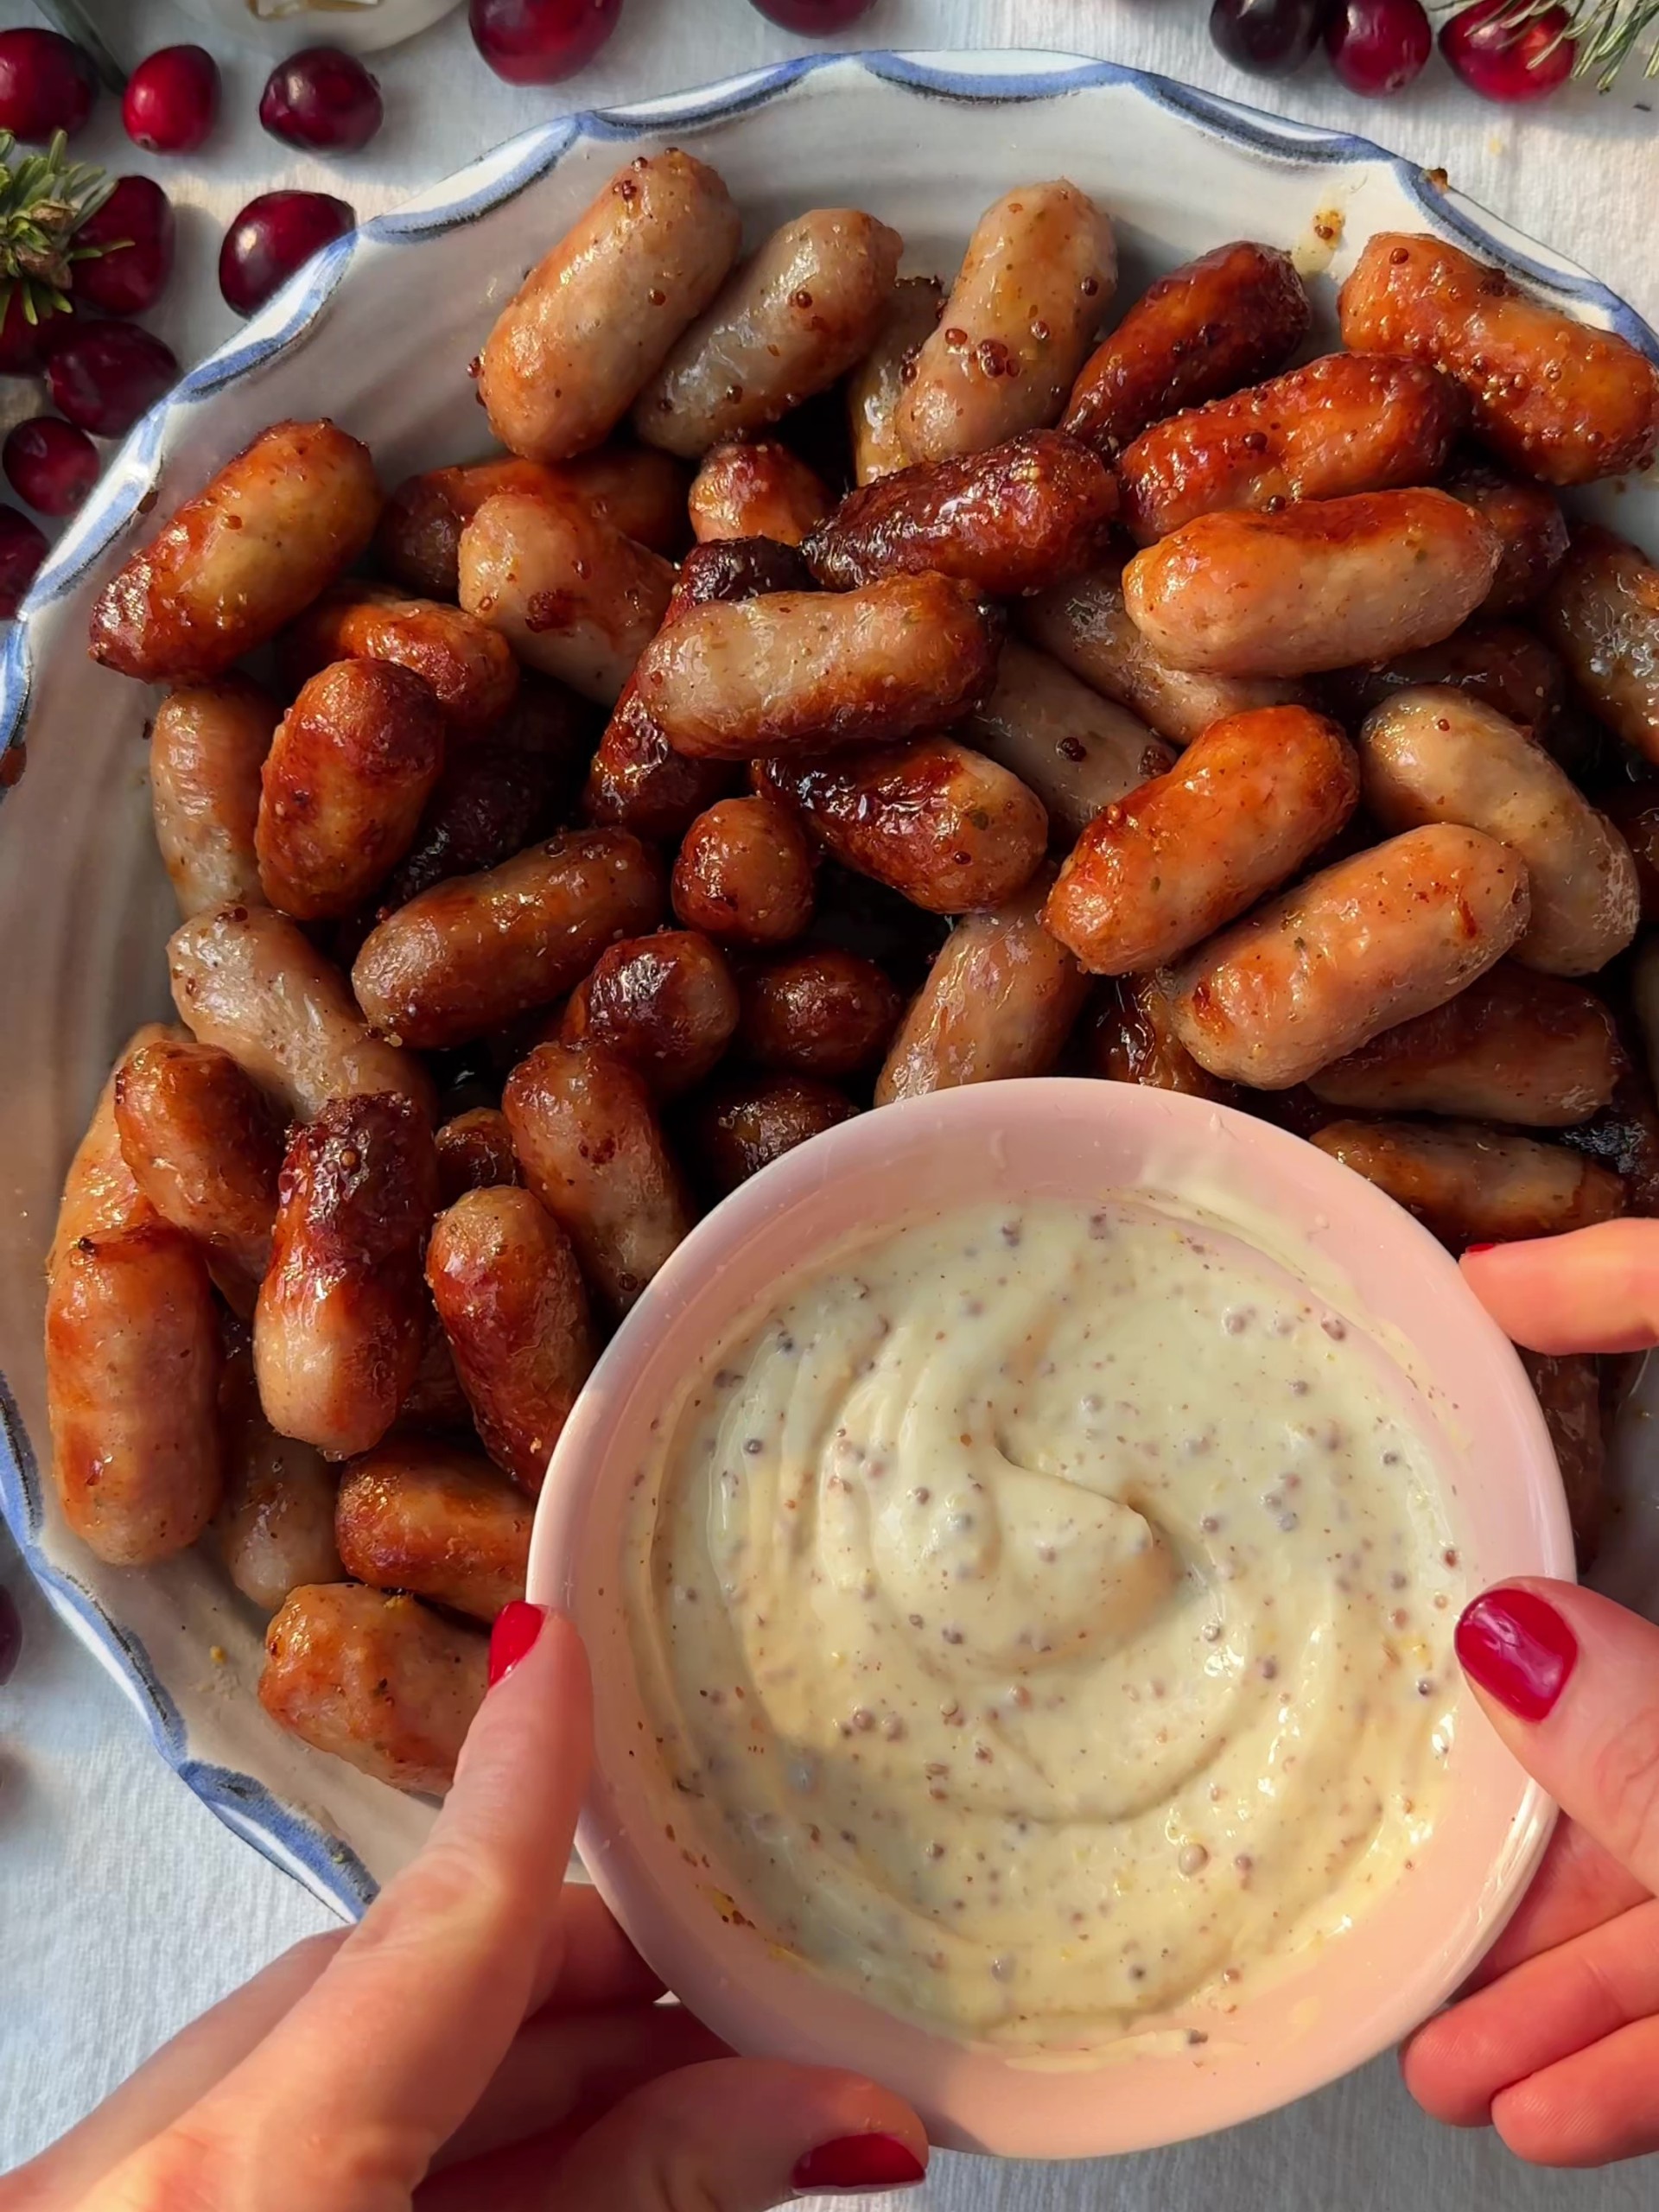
[625,1197,1464,2050]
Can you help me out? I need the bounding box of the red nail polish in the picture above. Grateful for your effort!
[1455,1586,1578,1721]
[1463,1243,1497,1257]
[791,2133,926,2194]
[488,1600,545,1688]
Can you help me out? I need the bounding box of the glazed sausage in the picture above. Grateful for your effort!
[634,574,999,761]
[899,181,1115,464]
[876,874,1089,1103]
[352,829,665,1052]
[149,678,280,919]
[168,903,434,1123]
[397,1303,474,1434]
[1045,707,1359,976]
[1118,354,1466,545]
[1338,232,1659,486]
[688,441,833,547]
[757,737,1048,915]
[1520,1350,1604,1570]
[280,586,519,733]
[113,1035,283,1314]
[256,659,446,922]
[378,741,572,918]
[502,1042,692,1313]
[963,641,1172,842]
[1540,528,1659,766]
[633,208,902,457]
[804,430,1118,597]
[1358,687,1639,977]
[849,275,944,485]
[1311,1118,1624,1250]
[48,1023,181,1274]
[671,795,817,947]
[560,929,739,1096]
[739,948,903,1079]
[1325,618,1566,740]
[1441,458,1569,614]
[259,1584,486,1796]
[253,1094,439,1459]
[458,487,676,708]
[478,149,742,464]
[1164,824,1531,1089]
[435,1106,521,1205]
[88,420,382,683]
[1086,974,1235,1103]
[1124,491,1499,679]
[335,1439,532,1621]
[1602,784,1659,920]
[683,1073,857,1198]
[216,1347,342,1612]
[1306,965,1620,1128]
[376,448,691,596]
[425,1185,594,1493]
[1020,562,1305,748]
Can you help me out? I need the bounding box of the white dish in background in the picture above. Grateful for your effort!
[169,0,466,56]
[0,48,1653,1919]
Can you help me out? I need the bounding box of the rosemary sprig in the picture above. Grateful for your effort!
[1442,0,1659,87]
[0,129,115,327]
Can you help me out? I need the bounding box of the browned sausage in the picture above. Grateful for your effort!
[1119,354,1466,545]
[280,586,519,734]
[1164,824,1532,1089]
[501,1042,692,1313]
[560,929,739,1096]
[216,1344,342,1612]
[1306,965,1621,1128]
[255,659,446,922]
[1324,618,1566,740]
[1085,974,1236,1103]
[351,830,665,1051]
[1602,783,1659,920]
[253,1094,438,1459]
[1441,458,1570,614]
[1519,1350,1604,1568]
[397,1303,474,1435]
[335,1438,531,1621]
[149,678,280,918]
[633,573,1000,760]
[113,1035,283,1315]
[756,737,1047,915]
[688,442,832,547]
[479,149,742,464]
[739,948,903,1079]
[435,1107,521,1205]
[1338,232,1659,486]
[671,795,817,948]
[1123,491,1499,678]
[1540,527,1659,766]
[1311,1118,1624,1250]
[259,1584,486,1796]
[683,1073,857,1197]
[1044,707,1359,976]
[48,1025,183,1274]
[89,420,382,683]
[849,275,944,485]
[425,1185,594,1493]
[804,430,1118,597]
[876,874,1088,1102]
[1062,240,1309,458]
[963,640,1172,842]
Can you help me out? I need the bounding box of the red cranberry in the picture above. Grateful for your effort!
[1209,0,1331,74]
[1440,0,1576,98]
[469,0,624,84]
[747,0,879,23]
[123,45,220,155]
[0,506,48,619]
[47,321,178,439]
[0,290,73,376]
[70,177,175,318]
[260,48,384,154]
[219,192,355,319]
[1325,0,1432,90]
[3,416,98,515]
[0,29,97,143]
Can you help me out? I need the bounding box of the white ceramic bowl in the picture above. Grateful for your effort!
[171,0,465,56]
[0,48,1654,1920]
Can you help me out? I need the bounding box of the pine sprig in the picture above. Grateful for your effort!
[1443,0,1659,86]
[0,129,115,328]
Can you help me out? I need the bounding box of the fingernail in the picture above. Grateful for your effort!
[1455,1586,1579,1721]
[791,2133,927,2194]
[1464,1243,1497,1257]
[488,1600,545,1688]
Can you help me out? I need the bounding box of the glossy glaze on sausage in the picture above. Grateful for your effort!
[738,947,903,1079]
[216,1345,342,1612]
[1312,1117,1625,1250]
[688,441,833,547]
[683,1072,857,1198]
[434,1106,522,1205]
[1540,527,1659,766]
[671,795,817,947]
[560,929,739,1096]
[1085,974,1236,1103]
[280,585,520,732]
[149,678,280,919]
[1441,457,1569,615]
[963,639,1172,842]
[335,1438,532,1621]
[1324,618,1565,740]
[48,1023,181,1274]
[849,275,944,485]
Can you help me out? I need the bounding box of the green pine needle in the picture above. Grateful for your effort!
[0,128,113,328]
[1443,0,1659,86]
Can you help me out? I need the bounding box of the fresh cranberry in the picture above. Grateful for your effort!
[469,0,624,83]
[70,177,175,318]
[260,48,384,154]
[47,321,177,439]
[0,506,48,619]
[0,290,73,376]
[747,0,879,24]
[1209,0,1331,73]
[1325,0,1433,89]
[0,29,97,143]
[219,192,355,319]
[123,44,220,155]
[1440,0,1576,97]
[3,417,99,515]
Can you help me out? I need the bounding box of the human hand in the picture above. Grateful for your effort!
[9,1605,928,2210]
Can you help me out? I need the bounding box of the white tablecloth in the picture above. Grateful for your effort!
[2,0,1656,2198]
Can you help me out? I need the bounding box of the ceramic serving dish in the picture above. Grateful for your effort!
[0,48,1654,1922]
